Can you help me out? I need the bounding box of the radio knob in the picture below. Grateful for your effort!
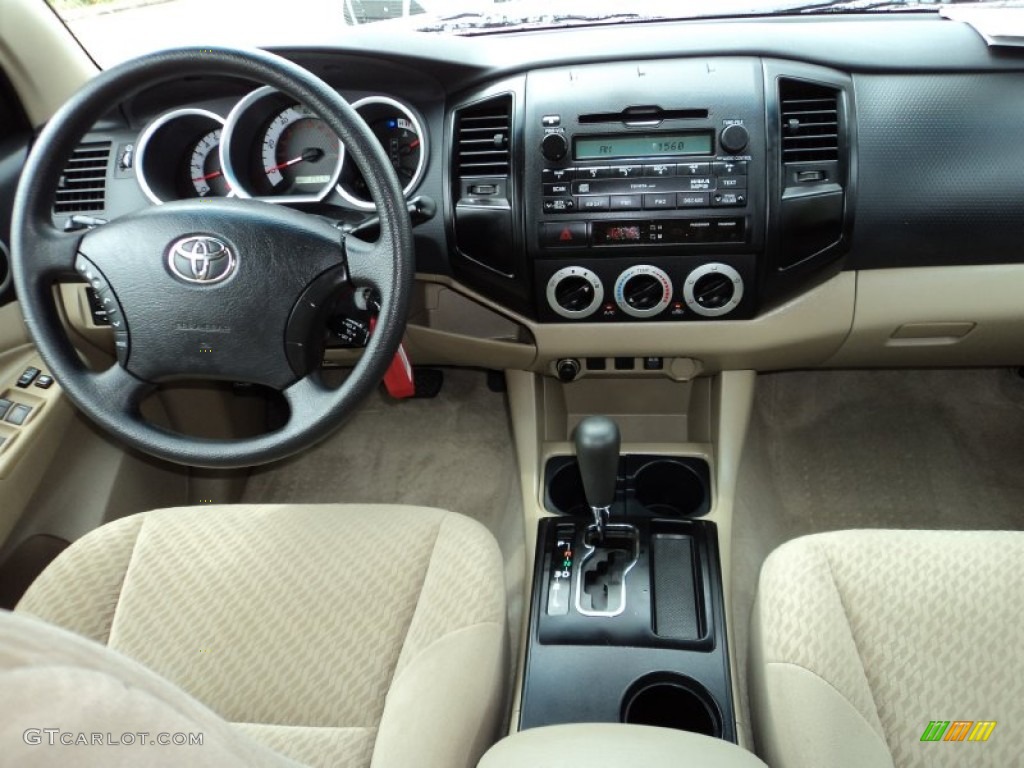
[541,132,569,162]
[720,124,749,154]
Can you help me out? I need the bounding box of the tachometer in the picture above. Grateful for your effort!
[337,96,427,210]
[136,108,227,204]
[189,129,230,198]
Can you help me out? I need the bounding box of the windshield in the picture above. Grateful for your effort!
[48,0,977,68]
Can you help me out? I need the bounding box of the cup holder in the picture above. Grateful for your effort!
[633,459,708,517]
[621,674,721,737]
[546,461,591,517]
[543,455,710,517]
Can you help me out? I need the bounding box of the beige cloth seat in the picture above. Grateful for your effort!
[8,504,508,768]
[750,530,1024,768]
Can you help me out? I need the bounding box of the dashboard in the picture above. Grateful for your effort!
[38,13,1024,375]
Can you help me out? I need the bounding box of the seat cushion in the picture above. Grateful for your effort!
[0,609,299,767]
[16,504,508,768]
[750,530,1024,768]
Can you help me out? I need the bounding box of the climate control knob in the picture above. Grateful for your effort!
[547,266,604,320]
[614,265,673,319]
[541,132,569,162]
[683,263,744,317]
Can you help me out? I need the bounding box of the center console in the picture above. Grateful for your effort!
[517,416,736,742]
[449,58,853,326]
[526,59,764,324]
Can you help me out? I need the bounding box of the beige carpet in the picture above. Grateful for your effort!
[731,367,1024,745]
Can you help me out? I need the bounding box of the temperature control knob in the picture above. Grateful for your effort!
[614,265,673,319]
[547,266,604,319]
[683,263,744,317]
[719,124,749,154]
[541,132,569,162]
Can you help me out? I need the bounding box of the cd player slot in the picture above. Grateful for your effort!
[578,107,710,124]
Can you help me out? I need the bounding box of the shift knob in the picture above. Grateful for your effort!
[574,416,621,511]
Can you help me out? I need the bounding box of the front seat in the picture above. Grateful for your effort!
[6,504,508,768]
[750,530,1024,768]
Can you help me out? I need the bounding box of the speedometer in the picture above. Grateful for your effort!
[221,87,344,203]
[337,96,427,210]
[260,106,342,196]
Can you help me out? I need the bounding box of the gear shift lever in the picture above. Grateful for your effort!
[573,416,621,541]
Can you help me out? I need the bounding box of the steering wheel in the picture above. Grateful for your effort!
[11,48,413,469]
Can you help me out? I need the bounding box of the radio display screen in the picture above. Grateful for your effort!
[574,132,713,160]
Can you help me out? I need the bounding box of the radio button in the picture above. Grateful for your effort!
[610,195,642,211]
[543,168,575,183]
[713,160,748,175]
[643,194,675,210]
[717,176,747,190]
[543,197,576,214]
[677,161,711,176]
[610,165,643,178]
[577,196,610,212]
[687,177,715,191]
[577,167,606,181]
[643,164,674,177]
[712,191,747,207]
[543,182,572,196]
[677,192,710,208]
[541,222,588,247]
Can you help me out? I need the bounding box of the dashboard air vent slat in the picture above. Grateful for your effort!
[455,97,512,177]
[779,81,839,163]
[54,140,112,214]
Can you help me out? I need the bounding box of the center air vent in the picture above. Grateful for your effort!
[779,80,839,163]
[455,96,512,177]
[54,140,112,214]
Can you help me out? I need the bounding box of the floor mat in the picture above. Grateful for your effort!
[731,368,1024,744]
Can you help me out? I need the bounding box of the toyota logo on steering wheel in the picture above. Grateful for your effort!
[167,235,237,285]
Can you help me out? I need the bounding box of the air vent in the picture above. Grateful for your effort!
[455,96,512,177]
[779,80,839,163]
[53,140,112,214]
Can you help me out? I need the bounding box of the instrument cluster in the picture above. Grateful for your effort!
[135,87,427,208]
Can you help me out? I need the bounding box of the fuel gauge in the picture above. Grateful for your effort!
[337,96,427,210]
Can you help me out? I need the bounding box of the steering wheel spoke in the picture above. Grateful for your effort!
[88,364,154,416]
[27,225,84,281]
[342,234,393,294]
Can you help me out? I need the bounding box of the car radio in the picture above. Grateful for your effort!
[524,59,766,322]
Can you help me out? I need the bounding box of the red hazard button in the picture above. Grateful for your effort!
[541,221,587,248]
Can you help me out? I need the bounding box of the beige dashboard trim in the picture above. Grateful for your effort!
[417,272,856,373]
[0,0,96,126]
[829,264,1024,367]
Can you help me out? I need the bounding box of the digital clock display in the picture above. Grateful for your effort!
[574,132,713,160]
